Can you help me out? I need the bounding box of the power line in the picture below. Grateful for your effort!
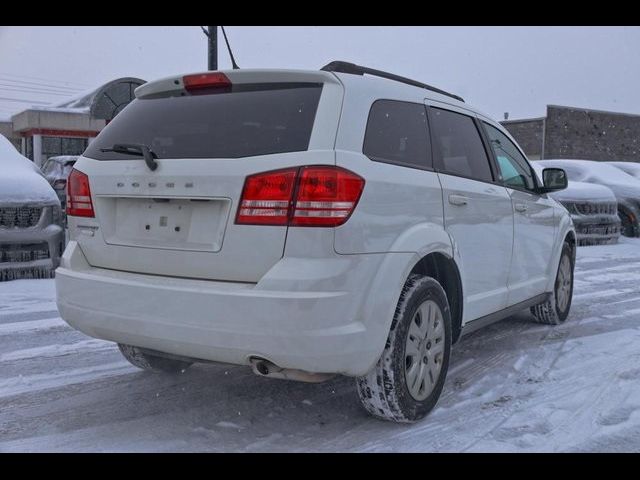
[0,85,79,97]
[0,76,85,92]
[0,96,52,105]
[0,72,91,88]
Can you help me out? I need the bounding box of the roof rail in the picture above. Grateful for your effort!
[321,60,464,103]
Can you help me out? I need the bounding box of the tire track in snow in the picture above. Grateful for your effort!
[0,301,59,316]
[572,288,636,302]
[0,361,134,398]
[0,317,67,336]
[0,310,62,325]
[0,339,115,362]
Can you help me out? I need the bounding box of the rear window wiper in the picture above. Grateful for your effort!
[100,143,158,172]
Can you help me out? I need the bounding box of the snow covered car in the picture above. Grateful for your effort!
[608,161,640,180]
[537,159,640,238]
[55,62,575,423]
[1,135,64,281]
[41,155,78,211]
[531,162,620,246]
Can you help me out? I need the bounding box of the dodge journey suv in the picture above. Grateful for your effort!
[56,61,575,422]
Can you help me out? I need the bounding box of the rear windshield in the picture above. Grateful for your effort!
[84,83,323,160]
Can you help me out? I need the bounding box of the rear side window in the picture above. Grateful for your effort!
[83,83,323,160]
[430,107,494,183]
[363,100,431,170]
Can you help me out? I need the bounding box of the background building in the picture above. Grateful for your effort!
[2,77,144,166]
[0,120,19,150]
[501,105,640,162]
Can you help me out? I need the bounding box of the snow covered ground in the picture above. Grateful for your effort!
[2,239,640,452]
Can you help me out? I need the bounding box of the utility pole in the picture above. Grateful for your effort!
[208,26,218,70]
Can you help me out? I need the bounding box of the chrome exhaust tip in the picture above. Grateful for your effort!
[249,357,334,383]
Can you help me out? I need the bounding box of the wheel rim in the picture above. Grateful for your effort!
[404,299,445,401]
[556,254,572,313]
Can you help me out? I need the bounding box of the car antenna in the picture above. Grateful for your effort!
[220,26,240,70]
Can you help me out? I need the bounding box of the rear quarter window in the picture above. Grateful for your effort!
[362,100,432,170]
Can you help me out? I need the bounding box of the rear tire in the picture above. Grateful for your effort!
[118,344,193,373]
[356,274,452,423]
[530,242,574,325]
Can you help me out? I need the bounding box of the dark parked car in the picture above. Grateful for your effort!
[41,155,78,210]
[532,162,620,246]
[537,159,640,238]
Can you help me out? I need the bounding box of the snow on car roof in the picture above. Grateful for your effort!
[552,180,616,202]
[537,159,640,188]
[1,135,59,205]
[45,155,79,164]
[608,161,640,179]
[531,161,617,202]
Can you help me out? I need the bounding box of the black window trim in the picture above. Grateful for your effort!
[479,120,543,196]
[426,105,502,186]
[362,98,435,172]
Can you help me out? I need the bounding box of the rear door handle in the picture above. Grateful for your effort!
[448,194,469,206]
[515,203,528,213]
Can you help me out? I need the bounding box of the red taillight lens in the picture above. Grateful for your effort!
[66,169,94,217]
[236,168,297,225]
[183,72,232,94]
[291,166,365,227]
[235,166,364,227]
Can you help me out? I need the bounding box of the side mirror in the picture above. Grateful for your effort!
[539,168,567,193]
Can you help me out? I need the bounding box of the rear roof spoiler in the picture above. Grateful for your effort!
[321,60,465,103]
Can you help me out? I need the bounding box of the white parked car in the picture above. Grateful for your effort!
[55,62,575,422]
[1,135,64,281]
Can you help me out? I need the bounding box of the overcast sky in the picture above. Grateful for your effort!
[1,26,639,122]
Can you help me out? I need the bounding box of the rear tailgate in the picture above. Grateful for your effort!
[70,69,343,283]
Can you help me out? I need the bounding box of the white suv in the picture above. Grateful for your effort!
[56,61,575,422]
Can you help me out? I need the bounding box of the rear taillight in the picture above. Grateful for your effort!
[236,168,297,225]
[66,169,94,217]
[291,167,365,227]
[236,166,365,227]
[183,72,232,94]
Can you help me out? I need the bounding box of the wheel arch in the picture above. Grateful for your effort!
[408,252,464,344]
[564,230,576,262]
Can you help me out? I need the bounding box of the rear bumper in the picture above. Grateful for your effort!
[56,241,413,376]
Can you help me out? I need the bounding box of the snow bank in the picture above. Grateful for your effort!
[0,135,59,205]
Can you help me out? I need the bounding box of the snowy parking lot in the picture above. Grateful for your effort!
[2,239,640,452]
